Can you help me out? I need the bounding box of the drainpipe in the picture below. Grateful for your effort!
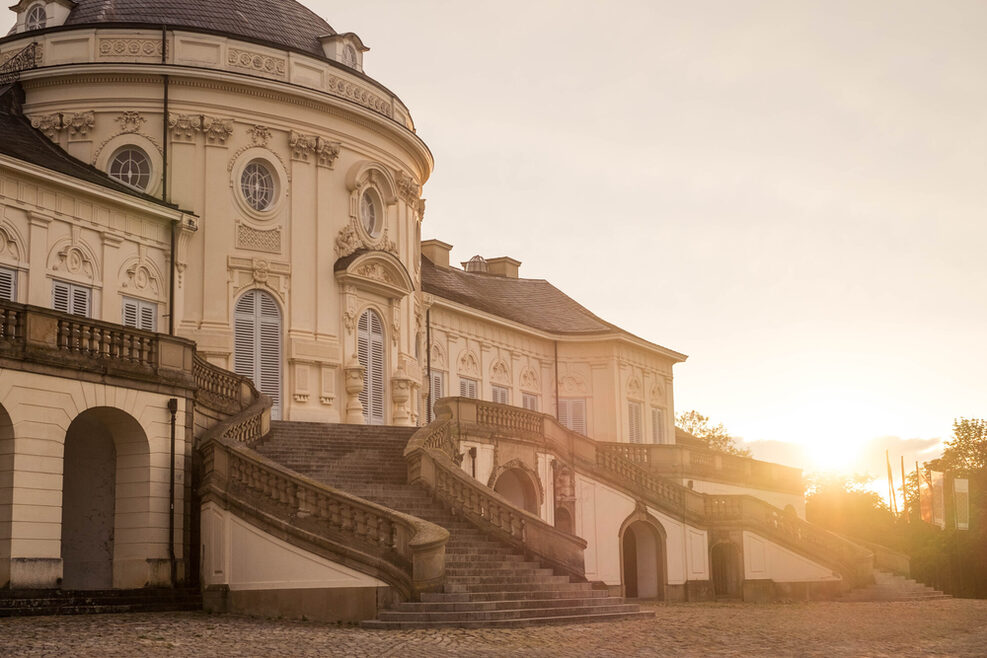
[167,397,178,586]
[162,25,176,336]
[425,308,432,422]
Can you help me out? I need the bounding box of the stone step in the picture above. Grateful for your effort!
[0,589,203,617]
[361,610,655,629]
[423,588,609,603]
[376,602,642,623]
[391,596,621,613]
[445,574,571,586]
[445,567,554,577]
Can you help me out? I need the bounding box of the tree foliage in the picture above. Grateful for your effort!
[675,410,751,457]
[805,473,899,549]
[940,417,987,473]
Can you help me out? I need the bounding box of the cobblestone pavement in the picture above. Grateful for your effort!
[3,599,986,657]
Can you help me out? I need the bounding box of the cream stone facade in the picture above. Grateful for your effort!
[0,0,884,619]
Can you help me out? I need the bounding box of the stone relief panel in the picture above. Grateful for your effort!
[119,250,164,301]
[236,222,282,254]
[458,349,480,378]
[490,359,510,386]
[227,47,286,79]
[289,131,341,168]
[228,256,289,304]
[98,38,163,60]
[520,366,539,392]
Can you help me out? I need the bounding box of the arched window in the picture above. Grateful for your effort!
[342,45,358,69]
[234,290,282,419]
[357,308,385,424]
[25,3,46,31]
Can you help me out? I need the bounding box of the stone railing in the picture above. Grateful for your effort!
[404,420,587,579]
[597,441,804,494]
[193,353,252,414]
[199,385,448,599]
[434,396,873,586]
[475,401,544,437]
[704,494,873,587]
[0,300,194,389]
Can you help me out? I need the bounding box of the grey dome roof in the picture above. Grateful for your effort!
[63,0,336,58]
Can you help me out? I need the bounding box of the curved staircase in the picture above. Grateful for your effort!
[838,570,950,602]
[256,421,652,628]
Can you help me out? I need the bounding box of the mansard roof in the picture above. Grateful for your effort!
[421,255,618,336]
[0,84,175,207]
[61,0,335,59]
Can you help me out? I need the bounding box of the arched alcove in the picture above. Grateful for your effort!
[554,507,573,535]
[493,468,539,515]
[619,513,667,600]
[61,407,149,590]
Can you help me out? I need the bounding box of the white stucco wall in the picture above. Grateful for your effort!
[573,473,709,586]
[201,502,386,591]
[742,531,841,583]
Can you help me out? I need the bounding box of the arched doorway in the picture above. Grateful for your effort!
[357,308,386,424]
[234,289,283,419]
[61,408,149,590]
[620,518,666,600]
[493,468,539,514]
[711,541,743,599]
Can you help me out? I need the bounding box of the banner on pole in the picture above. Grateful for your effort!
[931,471,946,529]
[955,478,970,531]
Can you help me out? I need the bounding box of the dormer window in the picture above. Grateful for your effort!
[25,3,47,30]
[342,45,358,69]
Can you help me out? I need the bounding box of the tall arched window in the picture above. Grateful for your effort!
[357,308,385,424]
[234,290,282,419]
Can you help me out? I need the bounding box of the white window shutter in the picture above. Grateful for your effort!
[122,298,139,328]
[70,286,90,317]
[52,280,70,313]
[234,290,282,420]
[139,302,156,331]
[558,398,570,429]
[652,408,665,444]
[492,385,509,405]
[0,267,15,302]
[357,309,386,424]
[561,399,586,435]
[429,371,445,421]
[459,378,477,399]
[629,402,643,444]
[522,393,538,411]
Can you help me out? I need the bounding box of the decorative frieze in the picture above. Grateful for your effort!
[326,74,390,116]
[66,111,95,138]
[30,113,61,140]
[169,113,202,141]
[116,111,145,133]
[248,124,272,146]
[236,222,281,254]
[203,116,234,145]
[98,38,162,59]
[29,111,95,141]
[333,222,397,259]
[227,48,286,79]
[228,256,289,302]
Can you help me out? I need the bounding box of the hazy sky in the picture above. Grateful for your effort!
[5,2,985,489]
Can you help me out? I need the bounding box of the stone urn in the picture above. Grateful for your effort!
[343,356,365,424]
[390,368,413,426]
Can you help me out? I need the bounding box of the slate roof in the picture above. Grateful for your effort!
[62,0,335,59]
[0,83,176,208]
[421,256,620,336]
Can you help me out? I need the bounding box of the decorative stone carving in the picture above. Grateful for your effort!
[122,261,161,297]
[458,350,480,378]
[169,113,202,141]
[227,48,286,78]
[333,222,397,259]
[289,131,340,167]
[63,112,95,138]
[343,356,366,424]
[30,113,61,140]
[354,263,397,286]
[116,111,145,133]
[247,124,272,146]
[98,38,162,59]
[396,172,420,205]
[558,374,587,395]
[228,256,289,302]
[315,138,341,168]
[390,368,413,426]
[51,244,96,280]
[326,74,391,116]
[0,224,22,262]
[490,360,510,386]
[627,376,642,400]
[236,222,281,254]
[650,380,665,402]
[175,214,198,287]
[429,343,446,369]
[202,116,234,145]
[520,366,539,392]
[553,460,576,504]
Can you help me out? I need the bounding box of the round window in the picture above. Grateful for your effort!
[108,146,152,190]
[360,190,379,236]
[25,4,46,30]
[240,160,276,212]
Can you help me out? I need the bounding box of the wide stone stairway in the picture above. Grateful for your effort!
[256,421,653,628]
[838,569,950,602]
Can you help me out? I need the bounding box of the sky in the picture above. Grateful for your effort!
[4,2,985,496]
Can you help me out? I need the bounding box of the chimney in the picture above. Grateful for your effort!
[421,239,452,269]
[486,256,521,278]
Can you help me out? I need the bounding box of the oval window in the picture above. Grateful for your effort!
[108,146,152,190]
[240,160,276,211]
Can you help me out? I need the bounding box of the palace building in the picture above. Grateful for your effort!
[0,0,891,624]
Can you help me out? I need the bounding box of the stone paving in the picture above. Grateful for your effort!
[3,599,986,657]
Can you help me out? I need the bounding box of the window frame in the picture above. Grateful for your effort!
[522,392,538,412]
[459,377,478,400]
[491,384,510,406]
[51,279,92,317]
[240,159,277,212]
[121,296,157,332]
[628,401,643,444]
[107,145,153,191]
[558,398,587,435]
[25,3,46,31]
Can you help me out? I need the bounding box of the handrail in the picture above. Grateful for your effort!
[198,373,448,599]
[193,353,249,414]
[436,396,874,587]
[404,419,587,580]
[0,42,38,84]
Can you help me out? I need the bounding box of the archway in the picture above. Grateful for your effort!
[711,541,743,599]
[493,468,538,514]
[234,289,283,419]
[620,518,666,600]
[61,408,149,590]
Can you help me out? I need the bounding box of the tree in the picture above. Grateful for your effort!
[675,410,752,457]
[940,417,987,473]
[804,473,899,548]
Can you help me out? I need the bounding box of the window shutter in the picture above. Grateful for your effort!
[234,290,282,420]
[0,267,15,302]
[139,302,156,331]
[652,408,665,444]
[492,385,509,405]
[357,309,386,424]
[52,280,70,313]
[571,399,586,435]
[122,298,139,328]
[629,402,643,444]
[522,393,538,411]
[558,398,570,428]
[429,371,445,421]
[459,378,477,399]
[70,286,90,317]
